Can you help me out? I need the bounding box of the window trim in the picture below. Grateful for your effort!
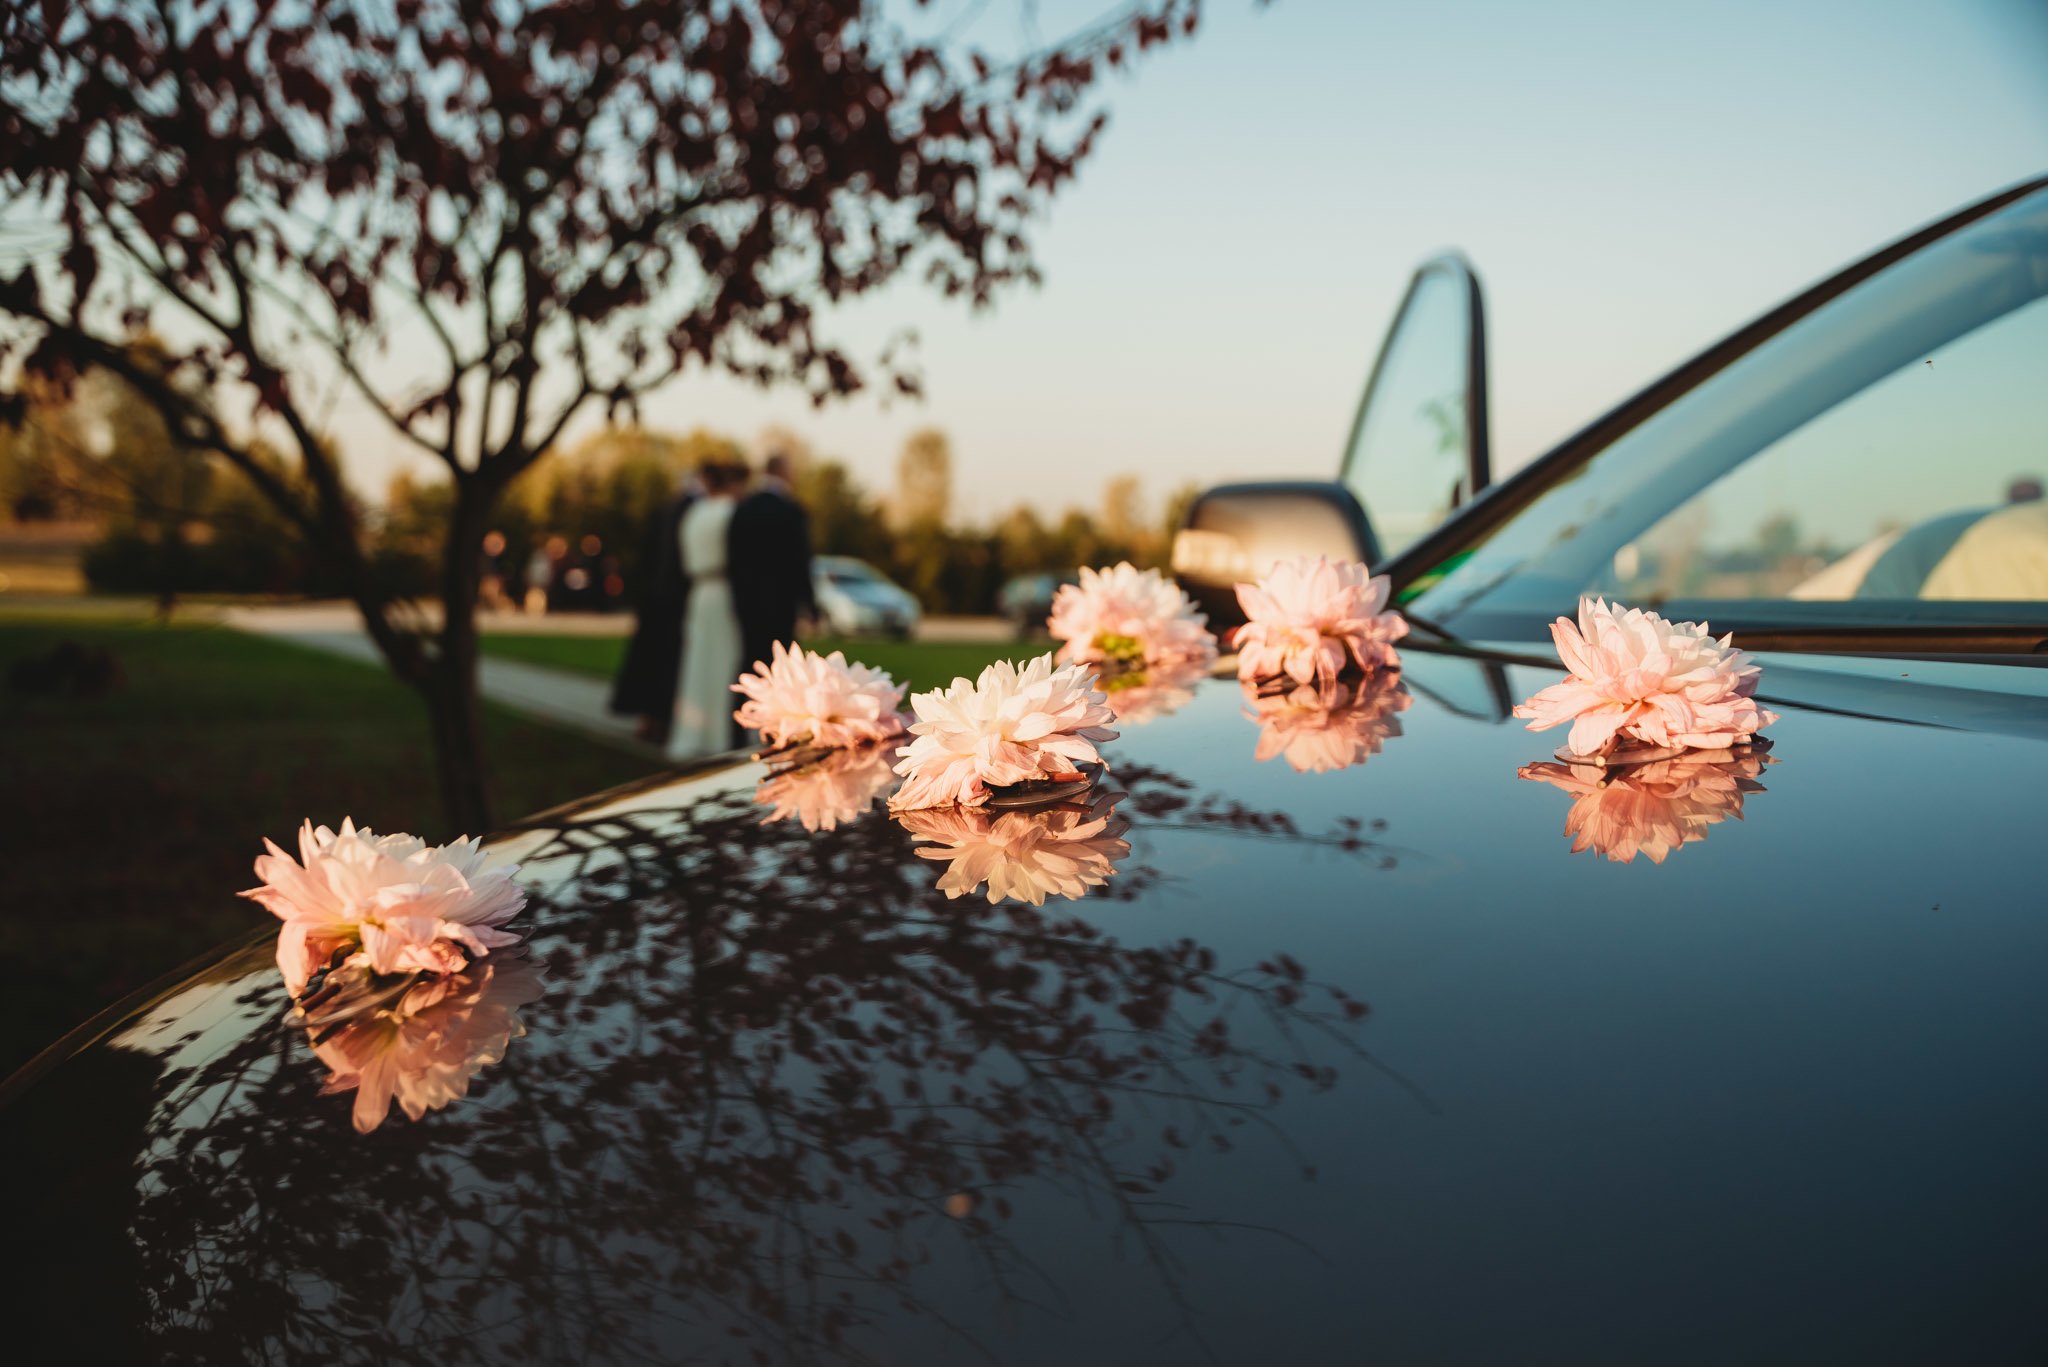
[1386,175,2048,605]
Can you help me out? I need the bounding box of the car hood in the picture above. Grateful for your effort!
[6,647,2046,1363]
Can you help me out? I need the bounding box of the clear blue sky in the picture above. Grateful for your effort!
[349,0,2048,524]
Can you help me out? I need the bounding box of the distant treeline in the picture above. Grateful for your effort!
[6,397,1191,614]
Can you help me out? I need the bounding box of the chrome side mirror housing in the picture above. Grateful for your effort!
[1172,481,1376,631]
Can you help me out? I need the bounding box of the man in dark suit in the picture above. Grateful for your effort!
[728,453,817,679]
[608,479,696,743]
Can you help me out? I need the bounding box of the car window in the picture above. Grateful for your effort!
[1407,184,2048,641]
[1597,297,2048,608]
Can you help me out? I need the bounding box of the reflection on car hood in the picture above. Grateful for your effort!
[5,647,2046,1363]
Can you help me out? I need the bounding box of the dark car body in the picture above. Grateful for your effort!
[5,650,2046,1364]
[7,182,2048,1363]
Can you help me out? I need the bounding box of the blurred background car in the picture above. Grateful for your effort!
[996,570,1078,638]
[812,556,921,639]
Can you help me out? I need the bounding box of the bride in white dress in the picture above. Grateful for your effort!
[668,463,747,760]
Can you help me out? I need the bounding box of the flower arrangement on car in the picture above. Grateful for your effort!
[247,819,529,997]
[752,742,901,832]
[1513,597,1777,766]
[882,652,1127,904]
[895,784,1132,906]
[1046,561,1216,675]
[888,653,1119,812]
[244,819,542,1131]
[1093,656,1210,727]
[1246,675,1413,774]
[238,571,1792,1130]
[733,640,908,767]
[1220,555,1412,770]
[729,641,910,830]
[300,954,545,1134]
[1232,554,1408,703]
[1516,746,1776,864]
[1045,561,1218,726]
[1507,597,1781,862]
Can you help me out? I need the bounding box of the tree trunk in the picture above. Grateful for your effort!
[426,486,496,835]
[153,518,183,623]
[423,658,494,836]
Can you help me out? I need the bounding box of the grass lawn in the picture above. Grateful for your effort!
[0,607,653,1077]
[480,632,1037,695]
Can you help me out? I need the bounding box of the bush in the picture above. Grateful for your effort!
[80,530,165,594]
[81,526,430,600]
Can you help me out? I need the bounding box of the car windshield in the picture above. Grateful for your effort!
[821,560,885,586]
[1404,184,2048,646]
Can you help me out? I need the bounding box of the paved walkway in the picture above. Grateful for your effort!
[216,601,633,638]
[216,601,1012,641]
[218,603,658,756]
[217,601,1013,755]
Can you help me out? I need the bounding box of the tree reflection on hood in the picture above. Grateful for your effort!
[107,762,1394,1364]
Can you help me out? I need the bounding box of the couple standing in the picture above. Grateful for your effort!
[610,453,815,758]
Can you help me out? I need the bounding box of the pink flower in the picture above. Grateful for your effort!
[1048,562,1217,670]
[1512,597,1778,757]
[898,787,1131,905]
[1233,556,1407,693]
[306,954,546,1133]
[1517,748,1774,864]
[243,819,527,996]
[733,641,907,751]
[754,743,900,832]
[1099,658,1209,727]
[890,654,1119,811]
[1246,677,1411,773]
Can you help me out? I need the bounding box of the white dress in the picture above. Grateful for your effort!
[668,495,743,760]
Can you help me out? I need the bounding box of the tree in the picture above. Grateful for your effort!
[0,0,1209,830]
[0,377,88,523]
[1,346,205,527]
[1161,480,1201,546]
[995,503,1053,574]
[1101,473,1144,546]
[797,458,892,565]
[3,344,214,611]
[891,427,954,529]
[510,424,734,585]
[752,424,813,480]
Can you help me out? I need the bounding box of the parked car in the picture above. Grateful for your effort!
[812,555,921,638]
[5,177,2047,1363]
[996,569,1078,637]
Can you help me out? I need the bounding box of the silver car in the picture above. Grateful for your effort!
[812,555,921,638]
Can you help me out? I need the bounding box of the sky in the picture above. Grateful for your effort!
[337,0,2048,526]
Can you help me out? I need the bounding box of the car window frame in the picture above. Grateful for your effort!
[1384,174,2048,659]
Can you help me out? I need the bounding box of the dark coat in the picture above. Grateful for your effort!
[728,484,816,673]
[607,494,693,720]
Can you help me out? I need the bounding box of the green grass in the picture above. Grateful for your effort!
[0,609,653,1077]
[476,632,630,676]
[479,632,1036,695]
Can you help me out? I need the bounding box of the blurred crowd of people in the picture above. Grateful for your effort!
[478,530,629,616]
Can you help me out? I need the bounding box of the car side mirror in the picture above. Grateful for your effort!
[1171,256,1489,631]
[1172,481,1376,631]
[1338,255,1491,560]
